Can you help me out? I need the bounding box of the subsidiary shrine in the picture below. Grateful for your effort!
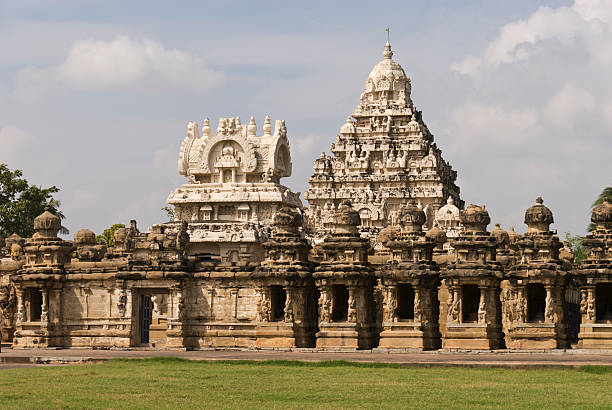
[1,43,611,351]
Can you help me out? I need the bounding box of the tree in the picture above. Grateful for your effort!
[96,224,125,248]
[564,232,586,265]
[0,163,67,238]
[588,187,612,232]
[161,205,175,221]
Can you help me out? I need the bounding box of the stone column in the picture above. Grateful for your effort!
[231,288,239,319]
[383,285,397,323]
[414,285,422,323]
[318,285,330,323]
[478,287,486,324]
[256,287,270,322]
[447,285,459,323]
[41,289,49,324]
[347,286,357,323]
[517,286,526,323]
[16,290,24,323]
[207,287,215,319]
[284,287,294,323]
[231,169,236,183]
[545,286,554,323]
[587,287,596,322]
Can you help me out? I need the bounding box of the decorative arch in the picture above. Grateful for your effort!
[198,133,257,173]
[269,135,292,178]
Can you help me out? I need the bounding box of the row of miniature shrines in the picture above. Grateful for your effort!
[0,198,611,350]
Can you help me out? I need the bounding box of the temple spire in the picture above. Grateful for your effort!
[383,41,393,59]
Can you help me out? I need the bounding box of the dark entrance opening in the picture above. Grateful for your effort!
[596,283,612,323]
[461,285,479,323]
[140,294,153,344]
[29,289,43,321]
[270,286,287,322]
[527,284,546,323]
[397,284,415,320]
[331,285,349,322]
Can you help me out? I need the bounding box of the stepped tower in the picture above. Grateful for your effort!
[305,42,462,241]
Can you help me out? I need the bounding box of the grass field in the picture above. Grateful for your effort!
[1,358,612,409]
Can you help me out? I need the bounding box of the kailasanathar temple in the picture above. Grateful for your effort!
[1,42,611,351]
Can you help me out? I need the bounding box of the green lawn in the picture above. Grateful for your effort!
[1,358,611,409]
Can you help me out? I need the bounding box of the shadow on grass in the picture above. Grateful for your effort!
[107,357,404,369]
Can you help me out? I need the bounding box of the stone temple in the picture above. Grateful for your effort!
[305,42,463,243]
[1,42,611,352]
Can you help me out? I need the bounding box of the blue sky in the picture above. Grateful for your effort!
[1,0,610,237]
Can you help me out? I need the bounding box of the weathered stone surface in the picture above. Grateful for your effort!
[1,43,609,353]
[304,43,463,245]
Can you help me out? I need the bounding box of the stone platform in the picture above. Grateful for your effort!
[2,347,612,369]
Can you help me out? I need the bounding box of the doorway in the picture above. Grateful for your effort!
[140,294,153,344]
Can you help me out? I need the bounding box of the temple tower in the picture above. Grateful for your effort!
[577,199,612,348]
[305,42,462,242]
[377,202,441,349]
[254,206,317,348]
[503,198,570,349]
[166,116,302,263]
[441,204,504,350]
[313,200,376,349]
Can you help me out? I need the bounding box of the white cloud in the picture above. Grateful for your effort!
[0,126,36,166]
[448,103,538,153]
[544,82,597,126]
[446,0,612,235]
[452,4,609,76]
[14,36,226,102]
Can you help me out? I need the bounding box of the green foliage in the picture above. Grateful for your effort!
[0,163,67,238]
[96,223,125,248]
[161,205,175,221]
[588,186,612,232]
[565,233,587,265]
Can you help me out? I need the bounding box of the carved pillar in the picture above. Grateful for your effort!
[40,289,49,324]
[383,285,397,323]
[447,284,459,323]
[231,288,238,319]
[284,287,294,323]
[256,287,270,322]
[477,287,486,324]
[347,285,357,323]
[118,288,128,318]
[318,286,330,323]
[587,287,596,322]
[517,286,526,323]
[16,289,24,323]
[545,286,554,323]
[580,288,588,322]
[207,287,215,319]
[414,285,422,323]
